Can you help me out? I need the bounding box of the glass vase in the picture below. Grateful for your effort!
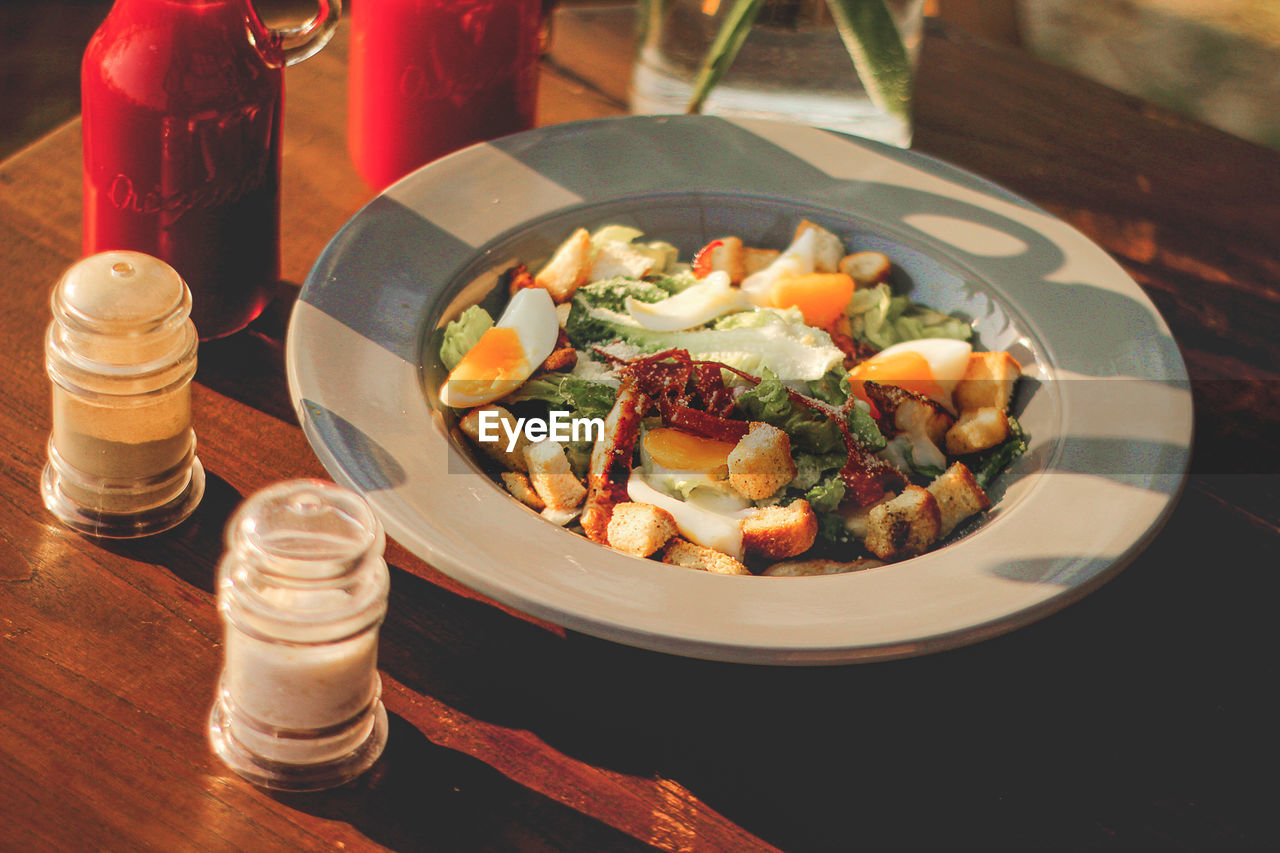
[630,0,925,147]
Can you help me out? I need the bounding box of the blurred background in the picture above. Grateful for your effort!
[2,0,1278,161]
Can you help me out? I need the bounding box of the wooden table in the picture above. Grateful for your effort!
[2,5,1277,850]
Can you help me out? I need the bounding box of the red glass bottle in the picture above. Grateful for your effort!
[348,0,544,191]
[82,0,340,339]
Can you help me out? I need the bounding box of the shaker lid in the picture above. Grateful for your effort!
[56,251,190,331]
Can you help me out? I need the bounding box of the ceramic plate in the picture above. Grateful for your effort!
[287,115,1191,664]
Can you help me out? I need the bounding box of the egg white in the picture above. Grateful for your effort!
[625,271,749,331]
[627,472,745,560]
[739,228,818,305]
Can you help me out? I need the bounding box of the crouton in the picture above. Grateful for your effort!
[704,236,747,283]
[500,472,545,510]
[534,228,592,302]
[539,328,577,372]
[742,500,818,559]
[727,422,797,500]
[926,462,990,539]
[839,494,893,541]
[523,440,587,510]
[838,251,892,286]
[606,502,679,557]
[743,247,780,276]
[662,538,751,576]
[761,557,884,577]
[590,240,656,281]
[945,407,1011,455]
[459,405,528,473]
[504,264,538,297]
[954,351,1021,412]
[793,220,844,273]
[863,486,942,561]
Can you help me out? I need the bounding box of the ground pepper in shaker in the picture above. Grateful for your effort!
[42,250,204,537]
[208,479,390,791]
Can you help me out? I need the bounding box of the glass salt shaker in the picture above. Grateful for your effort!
[42,250,204,538]
[208,480,390,791]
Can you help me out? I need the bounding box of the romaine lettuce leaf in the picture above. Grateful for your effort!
[504,374,617,421]
[575,277,672,313]
[847,283,972,350]
[971,416,1028,489]
[804,474,846,513]
[565,296,845,381]
[439,305,493,370]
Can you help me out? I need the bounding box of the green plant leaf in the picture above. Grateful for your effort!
[635,0,670,50]
[825,0,914,122]
[686,0,768,114]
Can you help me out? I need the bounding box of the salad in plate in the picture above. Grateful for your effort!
[437,221,1026,576]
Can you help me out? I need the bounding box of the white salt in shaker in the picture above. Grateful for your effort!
[208,479,390,791]
[42,251,204,537]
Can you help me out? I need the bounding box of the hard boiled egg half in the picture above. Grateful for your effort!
[439,287,559,408]
[848,338,973,411]
[631,427,751,558]
[738,229,855,328]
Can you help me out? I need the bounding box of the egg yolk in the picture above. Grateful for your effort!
[446,327,528,392]
[643,428,735,473]
[848,351,943,402]
[769,273,855,329]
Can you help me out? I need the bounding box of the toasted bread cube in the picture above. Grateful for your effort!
[838,251,892,287]
[539,328,577,372]
[590,240,656,281]
[945,407,1011,455]
[794,220,844,273]
[727,422,797,501]
[864,486,942,561]
[743,247,780,276]
[705,236,747,283]
[954,351,1022,413]
[459,405,528,473]
[761,557,884,577]
[926,462,991,539]
[534,228,592,302]
[662,538,751,576]
[523,440,587,510]
[838,494,893,541]
[606,502,679,557]
[742,500,818,559]
[501,472,545,510]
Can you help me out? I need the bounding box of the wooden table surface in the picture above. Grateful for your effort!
[2,5,1277,851]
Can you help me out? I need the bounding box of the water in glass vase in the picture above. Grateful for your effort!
[630,0,924,147]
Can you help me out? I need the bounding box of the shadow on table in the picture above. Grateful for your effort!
[197,280,301,427]
[270,710,652,853]
[374,473,1277,850]
[97,470,243,595]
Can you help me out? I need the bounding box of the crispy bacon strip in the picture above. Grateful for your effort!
[580,382,645,543]
[663,406,749,442]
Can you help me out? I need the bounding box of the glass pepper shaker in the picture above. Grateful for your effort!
[208,479,390,791]
[42,251,204,538]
